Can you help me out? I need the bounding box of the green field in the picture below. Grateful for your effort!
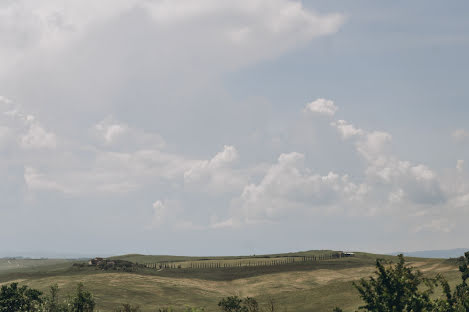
[0,251,463,312]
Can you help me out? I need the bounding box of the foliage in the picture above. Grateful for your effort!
[218,296,245,312]
[433,251,469,312]
[218,296,262,312]
[243,297,259,312]
[42,284,68,312]
[334,252,469,312]
[0,282,43,312]
[352,254,437,311]
[69,283,95,312]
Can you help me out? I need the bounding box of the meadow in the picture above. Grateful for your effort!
[0,251,462,311]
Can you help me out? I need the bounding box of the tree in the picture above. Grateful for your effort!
[218,296,262,312]
[453,251,469,310]
[0,282,43,312]
[43,284,68,312]
[243,297,259,312]
[218,296,245,312]
[69,283,95,312]
[353,254,436,312]
[433,252,469,312]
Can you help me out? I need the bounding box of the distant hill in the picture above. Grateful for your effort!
[392,248,469,259]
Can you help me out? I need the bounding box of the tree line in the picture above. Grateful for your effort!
[144,253,344,270]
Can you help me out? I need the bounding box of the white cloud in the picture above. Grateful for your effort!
[210,217,235,229]
[184,145,246,194]
[209,145,239,168]
[0,0,345,75]
[330,118,446,207]
[356,131,392,161]
[388,188,404,204]
[452,129,469,142]
[149,200,204,230]
[24,167,68,193]
[93,117,165,149]
[331,120,364,139]
[20,122,57,149]
[151,200,168,227]
[95,118,127,144]
[305,98,338,116]
[144,1,344,40]
[1,100,57,149]
[235,152,367,222]
[457,160,465,172]
[0,96,12,105]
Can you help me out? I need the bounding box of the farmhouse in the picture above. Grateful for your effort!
[88,257,105,266]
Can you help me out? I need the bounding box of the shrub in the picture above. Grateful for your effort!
[0,282,43,312]
[69,283,95,312]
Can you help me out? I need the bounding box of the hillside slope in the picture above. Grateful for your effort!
[0,251,461,312]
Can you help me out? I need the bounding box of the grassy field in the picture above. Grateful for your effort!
[0,251,463,312]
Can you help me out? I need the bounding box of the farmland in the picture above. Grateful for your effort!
[0,251,463,311]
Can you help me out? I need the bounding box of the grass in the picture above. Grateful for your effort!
[0,251,463,312]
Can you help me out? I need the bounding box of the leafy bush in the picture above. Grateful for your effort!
[69,283,95,312]
[218,296,261,312]
[0,282,43,312]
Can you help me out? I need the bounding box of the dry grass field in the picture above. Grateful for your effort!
[0,251,463,312]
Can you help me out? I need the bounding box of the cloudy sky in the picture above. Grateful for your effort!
[1,0,469,257]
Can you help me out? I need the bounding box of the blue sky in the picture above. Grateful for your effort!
[0,0,468,258]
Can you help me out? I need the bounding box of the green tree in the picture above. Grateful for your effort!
[218,296,246,312]
[0,282,43,312]
[218,296,261,312]
[43,284,68,312]
[69,283,95,312]
[433,252,469,312]
[353,254,436,312]
[242,297,259,312]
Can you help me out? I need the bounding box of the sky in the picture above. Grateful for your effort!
[1,0,469,258]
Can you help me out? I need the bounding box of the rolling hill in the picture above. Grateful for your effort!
[0,250,463,312]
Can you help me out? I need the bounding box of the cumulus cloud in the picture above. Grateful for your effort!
[94,118,127,144]
[305,98,338,116]
[331,120,364,139]
[234,152,368,223]
[0,0,345,76]
[21,122,57,149]
[151,200,170,227]
[0,99,57,149]
[330,118,446,207]
[184,145,247,194]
